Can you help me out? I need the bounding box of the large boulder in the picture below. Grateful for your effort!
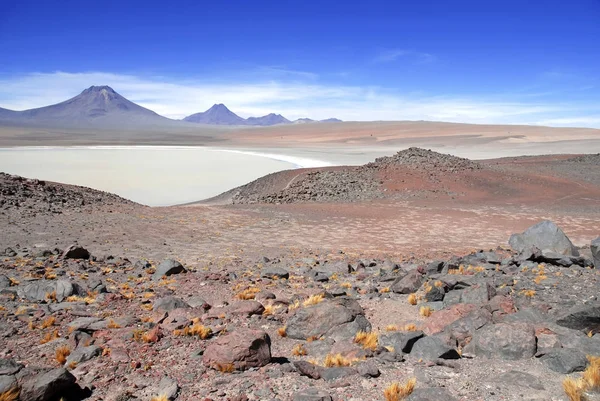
[18,280,74,302]
[203,329,271,371]
[509,220,579,256]
[286,298,371,341]
[391,271,423,294]
[540,348,588,374]
[19,368,80,401]
[62,245,90,260]
[465,322,536,360]
[261,267,289,280]
[592,237,600,268]
[556,304,600,334]
[153,296,190,312]
[410,336,460,360]
[153,259,186,280]
[379,331,425,353]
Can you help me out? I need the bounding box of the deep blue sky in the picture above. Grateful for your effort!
[0,0,599,125]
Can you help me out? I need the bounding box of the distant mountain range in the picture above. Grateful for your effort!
[182,103,341,126]
[0,86,342,129]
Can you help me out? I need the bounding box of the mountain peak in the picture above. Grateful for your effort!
[82,85,117,95]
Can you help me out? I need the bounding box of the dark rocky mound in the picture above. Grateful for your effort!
[367,147,482,172]
[565,153,600,164]
[0,173,139,216]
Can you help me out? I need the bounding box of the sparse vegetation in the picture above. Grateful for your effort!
[303,293,325,307]
[0,387,20,401]
[385,324,399,332]
[323,353,353,367]
[277,327,287,337]
[407,293,417,305]
[55,345,71,365]
[174,323,212,339]
[40,316,56,329]
[215,363,235,373]
[292,343,307,356]
[354,330,378,351]
[419,306,432,317]
[235,286,260,300]
[40,329,59,344]
[383,377,416,401]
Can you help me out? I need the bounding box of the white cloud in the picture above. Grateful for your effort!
[0,71,598,127]
[373,49,436,64]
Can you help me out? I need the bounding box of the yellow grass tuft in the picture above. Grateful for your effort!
[0,387,20,401]
[354,331,378,351]
[407,293,418,305]
[341,282,352,289]
[288,299,301,311]
[28,320,35,330]
[235,287,260,300]
[303,294,325,307]
[262,304,281,316]
[215,363,235,373]
[380,287,391,293]
[520,289,536,298]
[292,343,307,356]
[563,377,585,401]
[385,324,399,332]
[150,395,168,401]
[323,353,353,367]
[584,355,600,389]
[40,316,56,329]
[383,377,417,401]
[107,319,121,329]
[8,277,19,286]
[434,280,444,288]
[55,345,71,365]
[404,323,417,331]
[45,291,57,303]
[277,327,287,337]
[419,306,432,317]
[40,329,59,344]
[534,275,548,284]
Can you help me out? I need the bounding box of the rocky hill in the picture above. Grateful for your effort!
[0,173,139,217]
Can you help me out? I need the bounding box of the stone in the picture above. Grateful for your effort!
[540,348,588,373]
[261,267,289,280]
[320,367,357,381]
[357,361,380,378]
[494,370,545,390]
[592,237,600,268]
[556,304,600,334]
[379,331,425,353]
[443,307,493,347]
[62,245,90,260]
[509,220,579,256]
[293,361,322,379]
[156,377,179,400]
[407,388,458,401]
[67,317,103,333]
[0,375,17,394]
[18,279,74,302]
[65,345,102,366]
[423,303,478,335]
[465,322,536,360]
[460,282,496,304]
[228,301,265,317]
[0,275,10,289]
[203,329,271,371]
[286,298,371,341]
[391,271,423,294]
[153,296,190,312]
[0,358,23,375]
[424,285,445,302]
[20,368,79,401]
[410,336,460,360]
[292,388,333,401]
[153,259,186,280]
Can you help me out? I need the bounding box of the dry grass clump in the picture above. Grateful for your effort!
[419,306,432,317]
[407,293,418,305]
[262,304,281,316]
[55,345,71,365]
[379,287,391,293]
[341,282,352,289]
[0,387,20,401]
[8,277,19,286]
[288,299,301,311]
[434,280,444,287]
[277,327,287,337]
[404,323,418,331]
[292,343,307,356]
[383,377,417,401]
[40,329,59,344]
[40,316,56,329]
[323,353,353,367]
[354,331,378,351]
[385,324,399,332]
[520,289,536,298]
[235,287,260,300]
[177,324,212,339]
[45,291,57,303]
[107,319,121,329]
[215,363,235,373]
[562,355,600,401]
[150,395,168,401]
[303,293,325,307]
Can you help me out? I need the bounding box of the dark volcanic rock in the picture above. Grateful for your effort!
[153,296,190,312]
[391,271,423,294]
[556,304,600,333]
[379,331,425,353]
[292,388,333,401]
[62,245,91,260]
[20,368,79,401]
[407,387,458,401]
[203,329,271,371]
[18,279,74,302]
[465,322,536,360]
[540,348,588,373]
[592,237,600,268]
[509,220,579,256]
[153,259,186,280]
[261,267,289,280]
[410,336,460,360]
[286,298,371,341]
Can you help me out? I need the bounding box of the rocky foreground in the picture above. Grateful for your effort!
[0,220,600,400]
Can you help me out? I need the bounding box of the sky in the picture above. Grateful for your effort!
[0,0,599,126]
